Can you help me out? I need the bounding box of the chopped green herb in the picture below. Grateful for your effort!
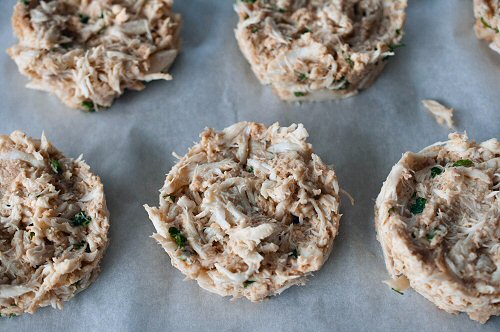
[81,101,95,112]
[248,166,254,173]
[346,57,354,68]
[430,167,443,178]
[395,28,401,35]
[298,73,308,81]
[278,8,286,13]
[410,197,426,215]
[294,91,306,97]
[452,159,474,168]
[388,207,395,216]
[426,230,437,241]
[251,26,259,33]
[79,14,90,24]
[243,280,255,288]
[164,194,176,203]
[169,227,187,248]
[71,211,91,227]
[30,232,35,240]
[20,0,30,5]
[100,12,104,19]
[241,0,256,3]
[50,159,62,174]
[290,249,298,258]
[336,77,350,90]
[388,43,406,53]
[73,241,87,250]
[481,17,499,33]
[302,28,311,34]
[391,288,404,295]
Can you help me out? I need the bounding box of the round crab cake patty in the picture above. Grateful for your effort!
[473,0,500,54]
[145,122,341,301]
[234,0,407,101]
[7,0,181,111]
[0,131,109,316]
[375,133,500,323]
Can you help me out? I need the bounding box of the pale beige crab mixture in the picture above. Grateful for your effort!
[375,133,500,323]
[145,122,341,301]
[0,131,109,316]
[474,0,500,54]
[234,0,407,101]
[7,0,181,111]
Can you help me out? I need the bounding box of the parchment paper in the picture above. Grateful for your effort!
[0,1,498,331]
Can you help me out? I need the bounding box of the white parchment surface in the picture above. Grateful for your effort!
[0,1,498,331]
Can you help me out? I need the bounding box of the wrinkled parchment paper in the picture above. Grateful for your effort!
[0,1,498,331]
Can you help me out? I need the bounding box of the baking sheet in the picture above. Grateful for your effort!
[0,0,499,331]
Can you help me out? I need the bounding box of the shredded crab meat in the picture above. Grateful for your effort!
[0,131,109,316]
[234,0,407,101]
[7,0,181,111]
[145,122,342,301]
[375,132,500,323]
[473,0,500,54]
[421,99,455,130]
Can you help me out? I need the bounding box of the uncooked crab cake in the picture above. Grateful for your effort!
[375,133,500,323]
[0,131,109,316]
[145,122,341,301]
[234,0,407,101]
[473,0,500,54]
[7,0,181,111]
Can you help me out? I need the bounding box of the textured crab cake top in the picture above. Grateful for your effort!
[145,122,341,301]
[8,0,181,111]
[375,133,500,323]
[234,0,407,101]
[0,131,109,316]
[474,0,500,54]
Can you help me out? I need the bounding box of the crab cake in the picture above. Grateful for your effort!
[234,0,407,101]
[375,133,500,323]
[145,122,341,301]
[7,0,181,111]
[0,131,109,316]
[473,0,500,54]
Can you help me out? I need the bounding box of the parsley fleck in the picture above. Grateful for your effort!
[248,166,254,173]
[241,0,256,3]
[481,17,499,33]
[169,227,187,248]
[410,197,426,215]
[73,241,87,250]
[71,211,92,227]
[388,43,406,53]
[298,73,308,81]
[20,0,30,5]
[50,159,62,174]
[79,14,90,24]
[290,249,298,258]
[294,91,306,97]
[81,101,95,112]
[30,231,35,240]
[452,159,474,168]
[243,280,255,288]
[391,288,404,295]
[251,26,259,33]
[302,28,311,34]
[164,194,176,203]
[346,57,354,68]
[430,167,443,178]
[426,230,437,241]
[395,28,401,35]
[388,207,395,216]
